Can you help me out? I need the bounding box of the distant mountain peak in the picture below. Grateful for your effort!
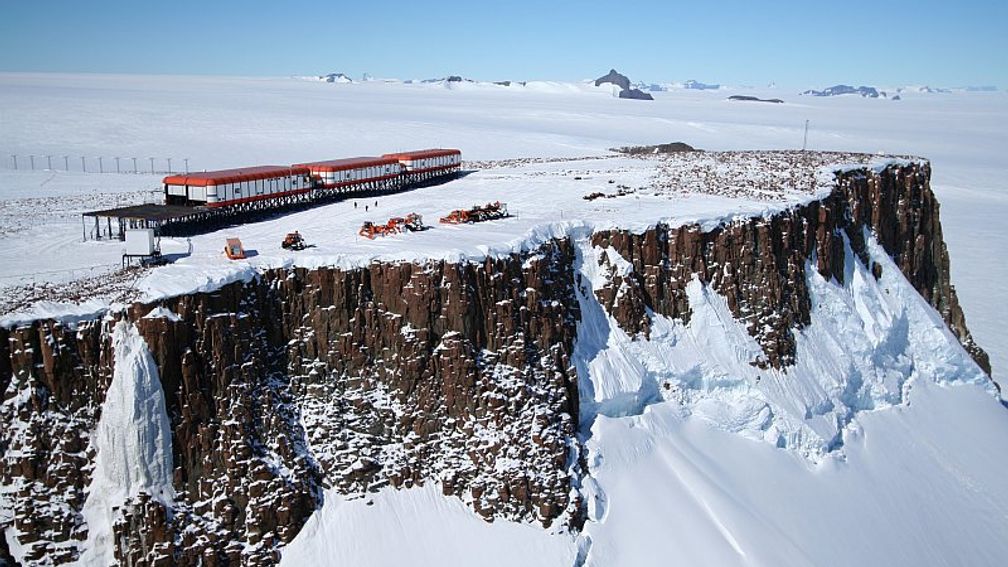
[318,72,352,83]
[802,84,885,98]
[683,79,721,90]
[595,69,653,100]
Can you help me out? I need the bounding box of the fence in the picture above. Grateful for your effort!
[4,154,193,175]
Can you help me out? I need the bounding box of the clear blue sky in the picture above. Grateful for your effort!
[1,0,1004,88]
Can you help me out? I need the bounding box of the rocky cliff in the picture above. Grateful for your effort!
[1,241,582,565]
[590,161,989,373]
[0,162,990,565]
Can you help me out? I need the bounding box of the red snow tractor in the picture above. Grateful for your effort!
[359,213,425,239]
[439,201,508,224]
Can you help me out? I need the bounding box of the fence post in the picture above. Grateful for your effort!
[29,155,34,170]
[64,156,69,171]
[98,156,103,173]
[81,156,86,172]
[46,155,52,170]
[149,157,154,174]
[132,157,137,174]
[115,157,120,173]
[10,155,16,170]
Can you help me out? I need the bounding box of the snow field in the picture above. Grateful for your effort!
[582,378,1008,566]
[279,485,577,567]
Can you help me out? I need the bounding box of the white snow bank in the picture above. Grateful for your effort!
[573,227,994,461]
[0,299,111,329]
[280,484,576,567]
[581,378,1008,566]
[78,320,174,567]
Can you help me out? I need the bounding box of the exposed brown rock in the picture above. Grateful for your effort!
[0,319,114,565]
[592,162,990,373]
[0,238,582,564]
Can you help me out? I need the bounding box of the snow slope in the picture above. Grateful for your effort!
[582,379,1008,567]
[280,485,577,567]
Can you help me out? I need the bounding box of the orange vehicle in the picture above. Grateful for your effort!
[359,221,387,239]
[440,201,508,224]
[224,237,246,259]
[359,213,425,239]
[282,231,307,250]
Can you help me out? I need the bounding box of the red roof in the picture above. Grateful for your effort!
[163,165,310,187]
[293,156,400,172]
[383,148,461,161]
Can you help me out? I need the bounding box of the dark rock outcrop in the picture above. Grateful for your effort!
[619,88,654,101]
[318,73,352,83]
[594,69,631,91]
[591,162,989,372]
[595,69,653,100]
[728,95,784,103]
[613,142,698,155]
[802,85,883,98]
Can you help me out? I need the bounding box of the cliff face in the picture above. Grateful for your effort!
[591,161,989,373]
[0,320,112,564]
[0,162,991,565]
[1,240,581,565]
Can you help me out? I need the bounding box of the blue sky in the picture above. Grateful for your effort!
[1,0,1005,88]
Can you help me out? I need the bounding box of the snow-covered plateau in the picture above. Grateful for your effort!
[1,73,1007,566]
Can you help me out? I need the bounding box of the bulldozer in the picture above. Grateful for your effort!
[359,221,389,239]
[388,212,424,232]
[282,231,307,250]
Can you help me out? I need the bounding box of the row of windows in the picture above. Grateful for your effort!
[209,175,304,201]
[166,174,305,203]
[409,153,460,170]
[318,163,400,183]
